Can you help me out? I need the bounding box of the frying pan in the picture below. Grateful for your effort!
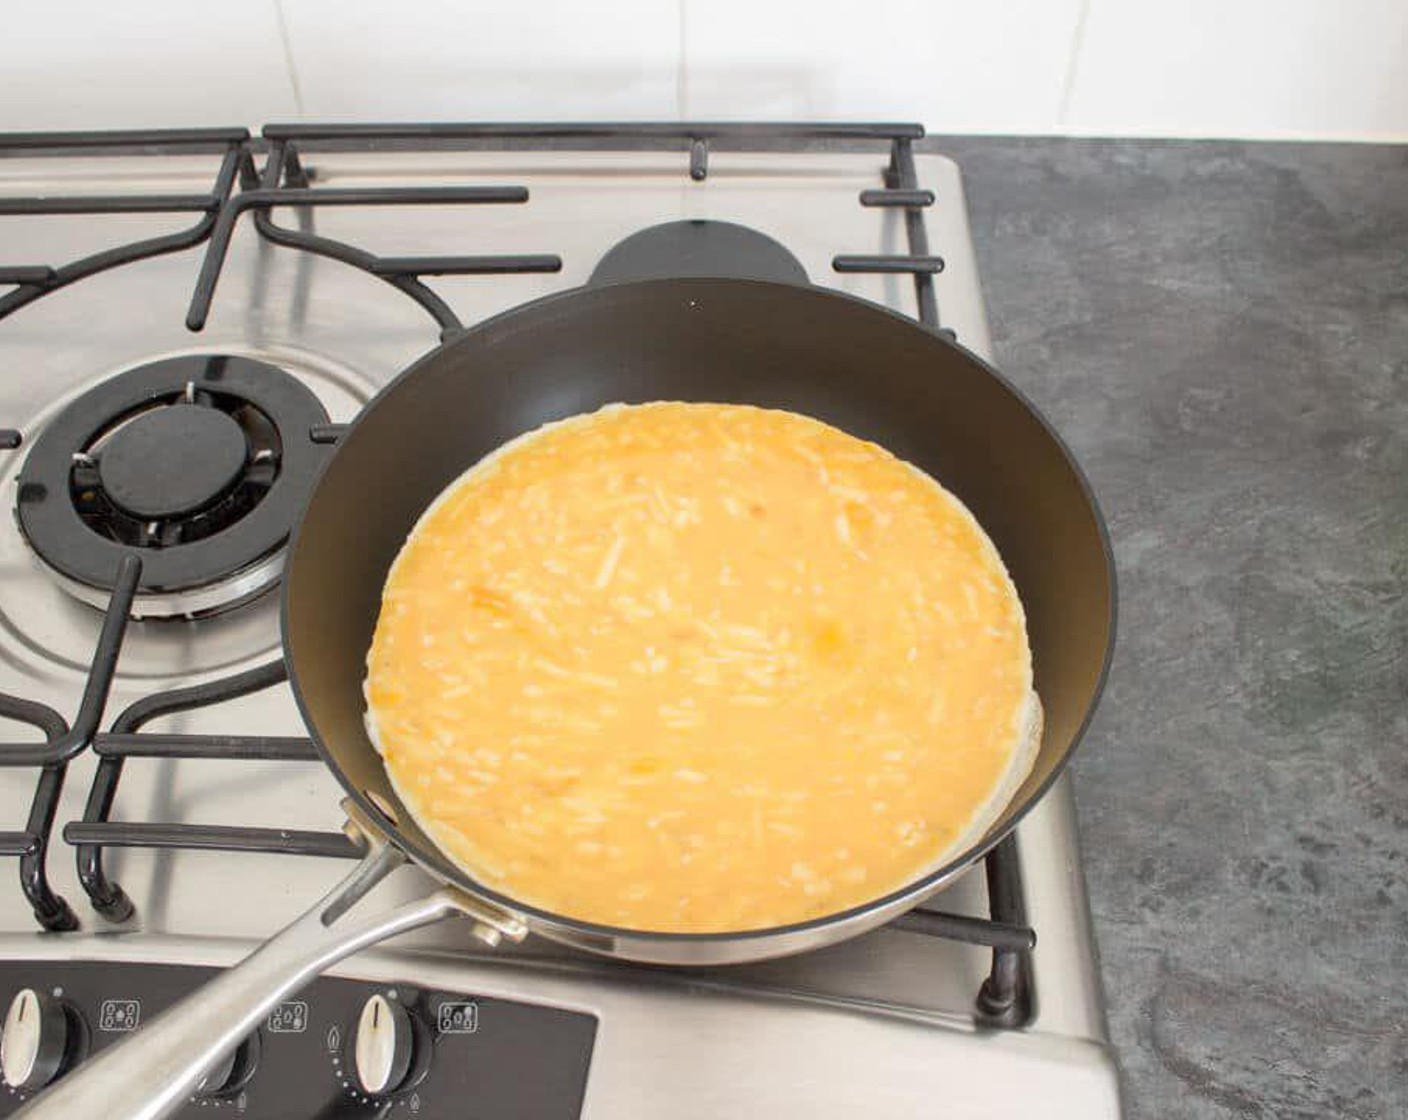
[18,278,1114,1120]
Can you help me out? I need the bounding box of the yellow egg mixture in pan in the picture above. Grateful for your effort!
[365,402,1038,933]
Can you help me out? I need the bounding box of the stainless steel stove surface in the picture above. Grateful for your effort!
[0,126,1121,1118]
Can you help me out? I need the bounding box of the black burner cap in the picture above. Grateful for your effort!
[99,405,249,520]
[589,220,809,286]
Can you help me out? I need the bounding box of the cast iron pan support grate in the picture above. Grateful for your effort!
[838,136,948,334]
[66,658,360,924]
[0,129,256,325]
[0,695,75,932]
[0,555,141,929]
[891,837,1035,1027]
[184,136,558,342]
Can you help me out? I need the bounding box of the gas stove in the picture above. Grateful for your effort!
[0,124,1121,1118]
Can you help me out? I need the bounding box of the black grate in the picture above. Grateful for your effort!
[65,658,360,924]
[1,122,1025,1025]
[0,555,140,930]
[0,129,254,328]
[0,696,75,931]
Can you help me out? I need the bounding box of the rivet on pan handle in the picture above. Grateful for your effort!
[340,796,528,946]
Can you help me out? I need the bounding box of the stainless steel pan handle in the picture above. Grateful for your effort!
[15,804,526,1120]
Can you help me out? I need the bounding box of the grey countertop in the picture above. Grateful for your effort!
[939,138,1407,1120]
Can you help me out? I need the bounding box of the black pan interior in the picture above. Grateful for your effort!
[283,277,1115,935]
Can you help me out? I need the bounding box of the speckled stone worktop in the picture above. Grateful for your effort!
[934,138,1407,1119]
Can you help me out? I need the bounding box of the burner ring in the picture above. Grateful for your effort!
[16,355,330,612]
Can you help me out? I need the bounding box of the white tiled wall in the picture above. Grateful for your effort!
[2,0,1405,139]
[281,0,681,120]
[0,0,299,130]
[1064,0,1408,140]
[680,0,1084,133]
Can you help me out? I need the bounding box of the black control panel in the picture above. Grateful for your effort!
[0,961,596,1118]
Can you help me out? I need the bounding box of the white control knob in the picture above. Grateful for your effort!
[1,989,69,1091]
[353,994,415,1096]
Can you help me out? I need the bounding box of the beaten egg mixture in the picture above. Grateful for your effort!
[365,403,1035,932]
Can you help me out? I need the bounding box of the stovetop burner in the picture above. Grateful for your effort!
[15,354,329,619]
[590,219,809,285]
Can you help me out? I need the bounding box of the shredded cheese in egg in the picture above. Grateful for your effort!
[365,402,1036,933]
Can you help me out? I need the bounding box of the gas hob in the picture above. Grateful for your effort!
[0,124,1121,1118]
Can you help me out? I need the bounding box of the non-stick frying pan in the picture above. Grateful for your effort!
[19,278,1114,1120]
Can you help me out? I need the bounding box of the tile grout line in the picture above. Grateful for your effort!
[1057,0,1092,131]
[676,0,689,120]
[272,0,307,118]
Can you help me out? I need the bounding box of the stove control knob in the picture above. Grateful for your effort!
[1,988,69,1091]
[353,994,417,1096]
[193,1048,239,1099]
[192,1033,258,1100]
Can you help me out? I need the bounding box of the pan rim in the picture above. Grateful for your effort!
[282,275,1118,948]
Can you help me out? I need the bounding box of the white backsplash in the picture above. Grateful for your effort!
[0,0,1406,139]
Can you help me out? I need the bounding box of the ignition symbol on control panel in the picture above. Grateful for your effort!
[98,999,141,1031]
[267,1001,309,1033]
[437,1001,478,1033]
